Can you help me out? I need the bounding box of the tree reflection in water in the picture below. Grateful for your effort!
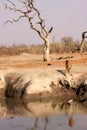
[30,117,49,130]
[0,97,87,130]
[60,99,75,127]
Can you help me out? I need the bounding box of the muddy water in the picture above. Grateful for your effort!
[0,98,87,130]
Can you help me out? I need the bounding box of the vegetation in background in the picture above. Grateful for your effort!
[0,36,87,56]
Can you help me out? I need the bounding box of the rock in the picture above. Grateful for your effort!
[75,73,87,102]
[5,68,66,99]
[0,68,87,101]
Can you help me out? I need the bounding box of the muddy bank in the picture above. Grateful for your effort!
[0,67,87,102]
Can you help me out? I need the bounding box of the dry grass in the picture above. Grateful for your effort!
[0,41,87,56]
[0,40,87,72]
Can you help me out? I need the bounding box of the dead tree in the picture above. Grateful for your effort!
[80,31,87,53]
[4,0,53,61]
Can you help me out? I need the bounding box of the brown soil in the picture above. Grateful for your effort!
[0,53,87,69]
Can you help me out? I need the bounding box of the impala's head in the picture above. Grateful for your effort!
[66,60,69,64]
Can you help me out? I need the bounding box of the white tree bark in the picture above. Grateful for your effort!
[43,38,50,61]
[80,39,84,53]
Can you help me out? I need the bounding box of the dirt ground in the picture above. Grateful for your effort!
[0,53,87,73]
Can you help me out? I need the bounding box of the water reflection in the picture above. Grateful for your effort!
[0,97,87,130]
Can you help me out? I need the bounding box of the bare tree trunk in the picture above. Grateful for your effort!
[80,39,84,53]
[80,31,87,53]
[43,39,50,61]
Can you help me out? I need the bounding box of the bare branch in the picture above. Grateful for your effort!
[27,15,45,40]
[4,0,52,39]
[5,0,17,11]
[13,15,25,22]
[6,1,31,14]
[7,0,15,7]
[4,15,25,25]
[83,31,87,34]
[49,27,53,33]
[4,20,13,25]
[30,1,49,36]
[82,31,87,39]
